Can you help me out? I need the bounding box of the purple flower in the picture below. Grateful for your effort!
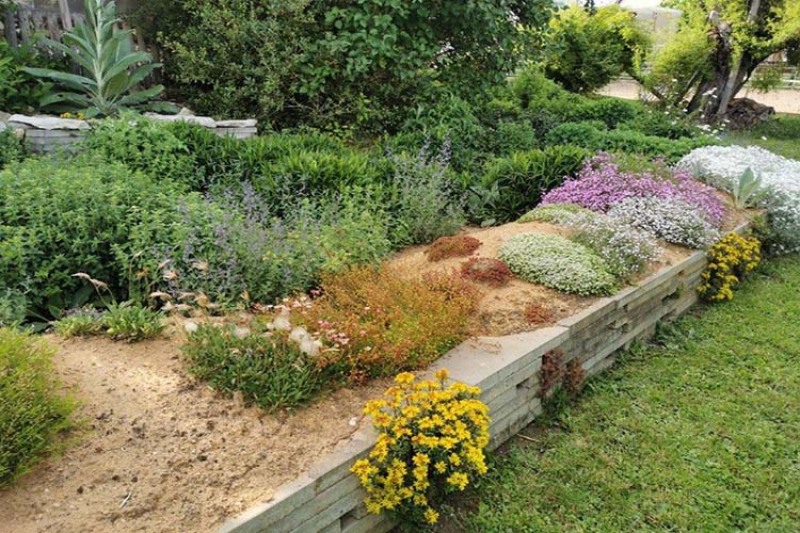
[541,153,726,227]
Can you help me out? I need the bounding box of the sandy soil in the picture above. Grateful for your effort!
[600,79,800,115]
[388,220,688,336]
[0,335,389,533]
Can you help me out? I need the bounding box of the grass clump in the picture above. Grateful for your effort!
[426,236,482,262]
[103,303,165,342]
[0,328,74,486]
[460,258,514,288]
[499,233,615,296]
[182,323,324,409]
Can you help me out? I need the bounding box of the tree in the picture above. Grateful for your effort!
[646,0,800,120]
[131,0,554,130]
[542,5,651,93]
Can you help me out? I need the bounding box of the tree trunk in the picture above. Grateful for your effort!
[716,0,762,118]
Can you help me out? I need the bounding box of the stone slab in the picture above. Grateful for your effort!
[8,114,90,130]
[143,112,217,128]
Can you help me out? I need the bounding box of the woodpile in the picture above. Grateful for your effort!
[725,98,775,130]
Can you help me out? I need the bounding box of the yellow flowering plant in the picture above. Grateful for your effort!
[351,369,491,526]
[698,233,761,302]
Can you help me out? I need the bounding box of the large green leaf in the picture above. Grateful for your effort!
[40,92,93,108]
[116,84,164,106]
[22,67,93,92]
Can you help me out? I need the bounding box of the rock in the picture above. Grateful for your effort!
[725,98,775,130]
[7,114,90,130]
[143,113,216,128]
[0,122,6,133]
[177,107,195,116]
[216,119,258,129]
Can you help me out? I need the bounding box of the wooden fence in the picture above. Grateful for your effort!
[2,2,161,84]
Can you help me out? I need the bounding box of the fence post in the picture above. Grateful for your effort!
[57,0,73,31]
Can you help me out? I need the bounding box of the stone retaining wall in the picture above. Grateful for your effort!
[219,232,733,533]
[1,113,258,153]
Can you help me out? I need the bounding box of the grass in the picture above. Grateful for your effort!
[441,256,800,532]
[726,114,800,160]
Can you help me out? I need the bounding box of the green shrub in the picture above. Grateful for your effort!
[0,289,27,328]
[511,67,569,111]
[0,328,74,486]
[0,156,184,318]
[0,39,60,114]
[182,322,325,409]
[543,6,650,93]
[618,108,698,139]
[478,146,590,223]
[570,98,640,129]
[396,94,489,172]
[545,124,711,164]
[82,116,199,187]
[600,130,707,163]
[256,150,382,213]
[545,122,604,147]
[103,303,165,342]
[484,121,540,156]
[0,129,25,170]
[518,203,596,224]
[167,122,352,189]
[499,233,615,295]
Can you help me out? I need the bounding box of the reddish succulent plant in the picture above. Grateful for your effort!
[425,235,482,262]
[460,257,513,287]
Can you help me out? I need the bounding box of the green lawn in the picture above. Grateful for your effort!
[726,114,800,160]
[445,256,800,532]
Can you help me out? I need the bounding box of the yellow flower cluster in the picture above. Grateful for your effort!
[698,233,761,302]
[351,369,491,525]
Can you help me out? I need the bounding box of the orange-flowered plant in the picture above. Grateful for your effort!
[351,370,491,526]
[282,265,479,382]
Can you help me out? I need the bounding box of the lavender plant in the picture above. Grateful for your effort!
[499,233,616,296]
[608,197,720,249]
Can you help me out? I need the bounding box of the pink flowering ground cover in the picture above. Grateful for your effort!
[541,153,726,227]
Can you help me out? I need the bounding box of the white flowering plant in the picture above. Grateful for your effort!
[678,145,800,253]
[499,233,616,296]
[565,213,661,280]
[608,197,720,249]
[517,203,598,225]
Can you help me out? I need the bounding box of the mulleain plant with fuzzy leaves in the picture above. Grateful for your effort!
[23,0,166,117]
